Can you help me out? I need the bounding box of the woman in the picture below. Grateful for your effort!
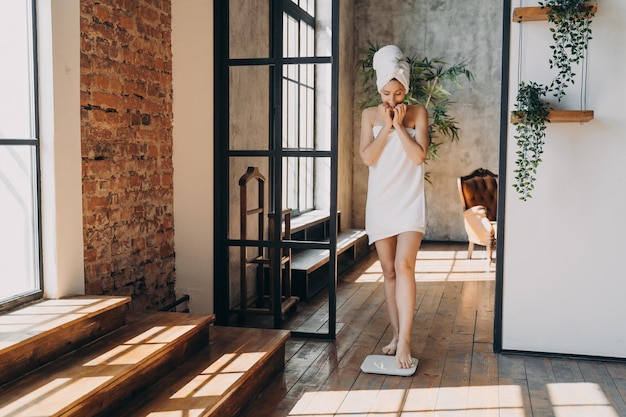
[359,45,429,369]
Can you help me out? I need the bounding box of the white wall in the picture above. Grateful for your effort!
[502,0,626,357]
[171,0,215,314]
[38,0,85,298]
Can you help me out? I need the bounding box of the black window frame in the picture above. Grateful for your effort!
[0,0,44,312]
[214,0,339,338]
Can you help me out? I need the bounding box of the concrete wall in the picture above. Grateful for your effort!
[352,0,503,241]
[502,0,626,358]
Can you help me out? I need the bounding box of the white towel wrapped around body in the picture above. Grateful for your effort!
[365,127,425,244]
[373,45,410,93]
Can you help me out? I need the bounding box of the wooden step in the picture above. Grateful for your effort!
[114,326,290,417]
[291,229,368,273]
[291,229,369,300]
[0,295,131,387]
[0,311,214,417]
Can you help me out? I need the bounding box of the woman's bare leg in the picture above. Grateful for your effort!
[393,231,423,368]
[374,236,399,355]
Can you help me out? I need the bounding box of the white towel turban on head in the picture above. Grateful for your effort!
[373,45,410,94]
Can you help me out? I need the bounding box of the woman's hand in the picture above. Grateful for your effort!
[392,103,406,129]
[378,104,394,129]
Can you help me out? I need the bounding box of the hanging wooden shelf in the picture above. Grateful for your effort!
[511,110,594,124]
[513,3,597,22]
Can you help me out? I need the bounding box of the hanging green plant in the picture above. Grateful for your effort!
[356,42,474,168]
[539,0,595,101]
[512,81,551,201]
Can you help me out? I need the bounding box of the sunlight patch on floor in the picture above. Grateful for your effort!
[548,383,619,417]
[355,248,495,284]
[287,383,621,416]
[287,385,525,416]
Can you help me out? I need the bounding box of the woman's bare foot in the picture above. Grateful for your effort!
[382,337,397,355]
[395,338,413,369]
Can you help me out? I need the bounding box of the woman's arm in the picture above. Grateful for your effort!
[359,105,393,166]
[394,104,429,166]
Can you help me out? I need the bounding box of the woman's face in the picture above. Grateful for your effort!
[380,79,406,109]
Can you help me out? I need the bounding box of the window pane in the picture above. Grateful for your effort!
[298,157,314,210]
[0,2,35,139]
[285,14,298,58]
[288,0,315,17]
[229,0,270,59]
[283,157,298,212]
[287,79,299,147]
[0,0,40,307]
[229,66,270,150]
[315,63,331,151]
[283,156,315,215]
[228,157,271,242]
[283,64,315,150]
[0,146,40,301]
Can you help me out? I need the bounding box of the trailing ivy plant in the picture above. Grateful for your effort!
[512,1,594,200]
[356,42,474,170]
[539,0,595,101]
[512,82,551,201]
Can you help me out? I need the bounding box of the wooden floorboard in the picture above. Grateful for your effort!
[237,242,626,417]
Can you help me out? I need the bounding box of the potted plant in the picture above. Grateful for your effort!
[512,82,551,201]
[356,42,474,174]
[540,0,596,101]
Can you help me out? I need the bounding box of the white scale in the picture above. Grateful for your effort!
[360,355,419,376]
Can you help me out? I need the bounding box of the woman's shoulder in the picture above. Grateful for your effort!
[407,103,426,112]
[407,104,427,120]
[361,106,378,122]
[362,106,378,115]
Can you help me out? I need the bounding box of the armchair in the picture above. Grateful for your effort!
[457,168,498,261]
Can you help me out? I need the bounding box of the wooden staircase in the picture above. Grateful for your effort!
[0,296,290,417]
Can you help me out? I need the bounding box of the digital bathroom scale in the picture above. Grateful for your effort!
[360,354,419,376]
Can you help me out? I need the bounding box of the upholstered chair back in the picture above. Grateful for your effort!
[458,168,498,222]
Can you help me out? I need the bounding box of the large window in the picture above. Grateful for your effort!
[0,1,42,308]
[282,2,315,215]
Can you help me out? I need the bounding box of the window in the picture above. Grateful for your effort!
[282,2,316,215]
[0,1,42,308]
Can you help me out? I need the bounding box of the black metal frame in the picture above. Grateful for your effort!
[493,0,512,354]
[0,0,44,312]
[214,0,339,339]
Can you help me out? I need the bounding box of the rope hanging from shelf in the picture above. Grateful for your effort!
[581,42,589,111]
[516,0,590,111]
[517,0,524,87]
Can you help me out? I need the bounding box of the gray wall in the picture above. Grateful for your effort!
[350,0,503,241]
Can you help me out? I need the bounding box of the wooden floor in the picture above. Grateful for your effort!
[238,241,626,417]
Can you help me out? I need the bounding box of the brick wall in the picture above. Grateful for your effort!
[80,0,175,310]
